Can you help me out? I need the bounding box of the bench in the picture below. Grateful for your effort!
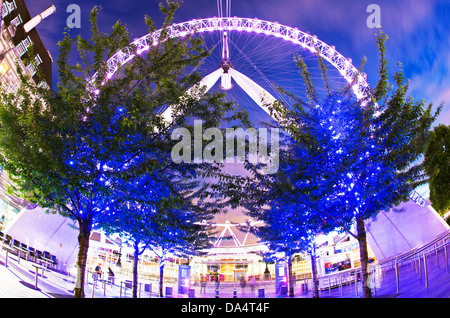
[37,256,54,268]
[35,251,55,269]
[19,243,30,261]
[32,264,47,290]
[12,245,29,264]
[2,246,15,267]
[28,247,37,262]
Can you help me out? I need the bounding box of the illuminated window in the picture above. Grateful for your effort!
[22,36,32,48]
[26,63,37,77]
[14,43,26,57]
[1,1,17,18]
[9,14,22,27]
[0,61,10,76]
[13,36,32,57]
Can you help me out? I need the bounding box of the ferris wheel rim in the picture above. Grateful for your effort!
[92,17,376,251]
[95,16,371,102]
[90,16,430,252]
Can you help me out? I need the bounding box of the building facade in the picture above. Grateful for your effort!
[1,0,53,94]
[0,0,54,231]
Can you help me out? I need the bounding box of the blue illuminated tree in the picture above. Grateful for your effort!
[0,3,232,298]
[144,189,215,298]
[97,170,174,298]
[98,159,216,298]
[221,32,441,298]
[246,199,329,297]
[275,33,440,298]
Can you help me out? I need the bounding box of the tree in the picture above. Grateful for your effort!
[423,124,450,217]
[216,32,442,298]
[97,171,175,298]
[98,151,218,298]
[0,2,232,298]
[272,32,441,298]
[145,191,214,298]
[245,200,328,297]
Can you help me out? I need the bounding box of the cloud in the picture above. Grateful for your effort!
[435,88,450,126]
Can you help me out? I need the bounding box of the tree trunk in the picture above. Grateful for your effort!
[159,261,165,297]
[356,215,372,298]
[310,245,319,298]
[287,255,294,297]
[132,243,139,298]
[73,220,91,298]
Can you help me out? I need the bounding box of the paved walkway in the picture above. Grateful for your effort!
[1,247,449,299]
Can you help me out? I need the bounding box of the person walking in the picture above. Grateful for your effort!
[250,275,256,293]
[214,271,220,297]
[200,274,207,294]
[94,263,103,288]
[240,276,246,296]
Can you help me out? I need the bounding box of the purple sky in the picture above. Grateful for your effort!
[27,0,449,125]
[26,0,449,199]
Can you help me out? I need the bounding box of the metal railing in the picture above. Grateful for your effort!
[374,229,450,292]
[318,267,362,296]
[373,237,450,294]
[316,229,450,296]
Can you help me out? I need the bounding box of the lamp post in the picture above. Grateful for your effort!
[23,5,56,33]
[116,246,122,267]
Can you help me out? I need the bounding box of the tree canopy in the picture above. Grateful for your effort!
[424,124,450,216]
[214,32,442,298]
[0,1,233,298]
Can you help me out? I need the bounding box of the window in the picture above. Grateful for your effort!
[13,36,32,58]
[0,60,10,76]
[22,36,32,49]
[38,81,50,90]
[9,14,22,27]
[13,43,26,57]
[34,54,42,66]
[9,79,19,93]
[1,1,17,18]
[1,4,7,18]
[25,63,37,77]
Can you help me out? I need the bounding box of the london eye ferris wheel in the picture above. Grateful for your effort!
[95,0,373,254]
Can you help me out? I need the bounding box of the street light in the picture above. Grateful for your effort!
[23,5,56,33]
